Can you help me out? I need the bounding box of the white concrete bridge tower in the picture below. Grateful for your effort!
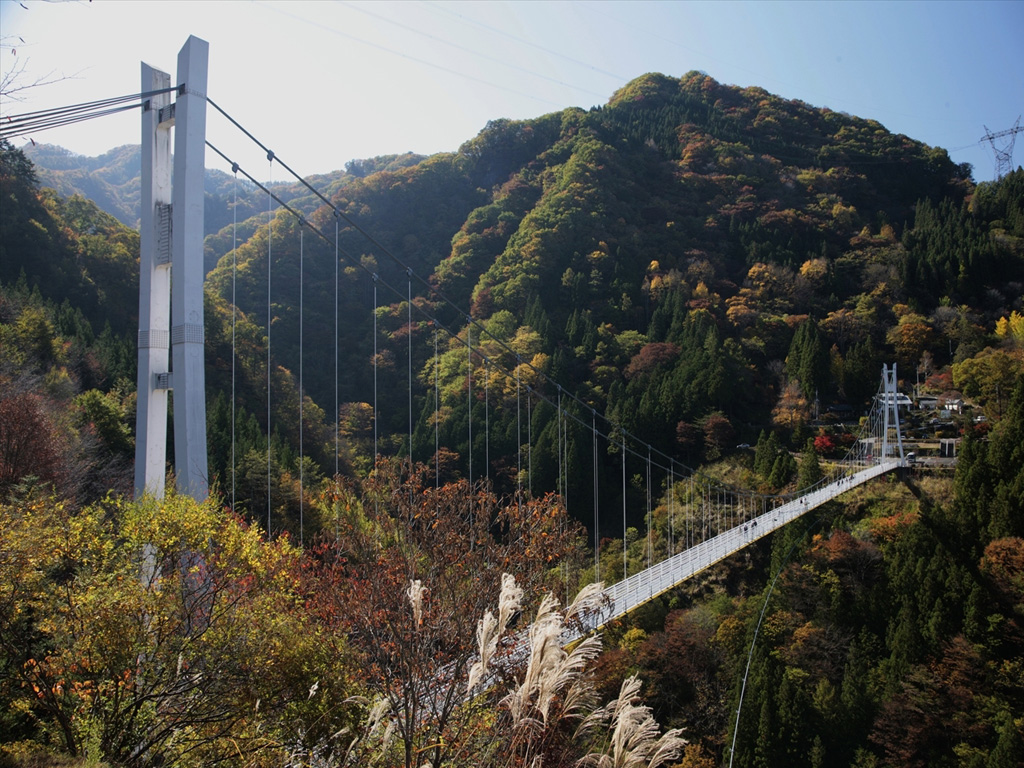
[134,36,209,502]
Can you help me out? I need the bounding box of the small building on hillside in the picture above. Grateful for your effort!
[940,438,960,458]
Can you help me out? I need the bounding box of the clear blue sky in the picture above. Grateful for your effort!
[1,0,1021,182]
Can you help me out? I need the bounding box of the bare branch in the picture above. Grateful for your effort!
[1,33,81,104]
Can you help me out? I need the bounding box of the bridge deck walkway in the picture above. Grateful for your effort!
[588,460,902,631]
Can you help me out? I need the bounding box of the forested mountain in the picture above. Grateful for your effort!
[2,71,1024,767]
[6,70,1024,531]
[195,71,1021,523]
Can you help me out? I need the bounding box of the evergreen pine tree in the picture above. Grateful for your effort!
[755,430,781,480]
[797,438,823,491]
[987,374,1024,539]
[989,710,1023,768]
[768,451,796,489]
[787,318,830,400]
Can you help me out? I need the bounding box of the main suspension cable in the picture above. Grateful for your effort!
[207,138,684,482]
[0,87,177,141]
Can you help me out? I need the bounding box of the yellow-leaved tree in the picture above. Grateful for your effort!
[995,310,1024,347]
[0,491,358,767]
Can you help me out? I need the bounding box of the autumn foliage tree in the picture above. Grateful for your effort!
[0,389,67,494]
[0,491,352,767]
[302,459,585,768]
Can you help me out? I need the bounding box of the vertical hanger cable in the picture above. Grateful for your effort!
[266,154,273,536]
[467,324,472,490]
[516,363,522,506]
[299,227,304,547]
[434,327,439,493]
[485,359,490,487]
[668,464,675,556]
[647,445,652,570]
[622,436,627,579]
[557,388,563,500]
[230,166,237,511]
[563,408,569,509]
[593,410,599,581]
[527,387,532,497]
[408,273,413,470]
[373,276,378,478]
[334,217,339,480]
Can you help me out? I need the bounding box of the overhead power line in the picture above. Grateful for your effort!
[424,0,626,84]
[262,3,569,111]
[340,0,612,102]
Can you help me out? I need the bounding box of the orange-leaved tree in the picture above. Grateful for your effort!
[301,458,586,768]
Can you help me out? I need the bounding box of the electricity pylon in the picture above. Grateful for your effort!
[980,116,1023,180]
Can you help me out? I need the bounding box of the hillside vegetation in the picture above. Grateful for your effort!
[198,71,1021,531]
[2,71,1024,767]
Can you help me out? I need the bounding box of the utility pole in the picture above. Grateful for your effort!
[980,117,1023,180]
[135,36,209,502]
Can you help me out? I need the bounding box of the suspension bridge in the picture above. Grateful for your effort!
[593,457,900,629]
[2,36,910,624]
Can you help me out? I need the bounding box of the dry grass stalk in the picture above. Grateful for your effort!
[575,675,687,768]
[407,578,425,629]
[468,573,525,691]
[503,585,605,728]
